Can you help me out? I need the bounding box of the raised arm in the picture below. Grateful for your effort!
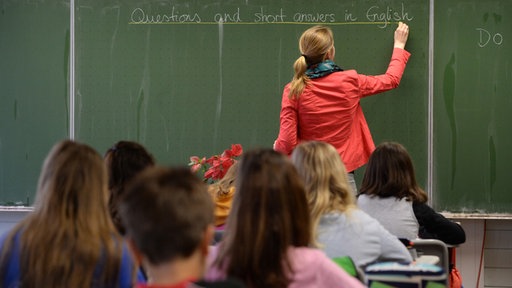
[358,22,411,97]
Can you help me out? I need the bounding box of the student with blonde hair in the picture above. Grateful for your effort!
[0,140,136,288]
[205,148,364,288]
[291,141,412,269]
[275,23,410,193]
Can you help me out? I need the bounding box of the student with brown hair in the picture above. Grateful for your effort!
[119,166,243,288]
[205,148,364,288]
[0,140,136,288]
[291,141,412,268]
[275,23,410,193]
[104,140,155,235]
[357,141,466,245]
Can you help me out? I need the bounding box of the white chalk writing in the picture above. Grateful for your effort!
[344,10,357,22]
[129,3,414,27]
[130,7,201,24]
[366,3,413,28]
[477,28,503,47]
[215,8,242,23]
[293,12,335,23]
[253,7,286,23]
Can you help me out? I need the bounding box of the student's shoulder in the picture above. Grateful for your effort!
[348,209,399,239]
[356,193,379,207]
[351,208,373,219]
[289,246,325,258]
[289,247,339,269]
[0,228,22,250]
[349,209,383,227]
[289,247,335,273]
[356,193,371,201]
[412,202,437,219]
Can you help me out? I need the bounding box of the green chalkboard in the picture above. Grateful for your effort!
[0,0,69,205]
[75,0,429,187]
[433,0,512,214]
[0,0,429,206]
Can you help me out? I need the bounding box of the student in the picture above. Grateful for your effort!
[274,22,410,193]
[291,141,412,269]
[207,161,239,228]
[0,140,136,288]
[104,140,155,235]
[357,141,466,245]
[119,166,244,288]
[205,148,365,288]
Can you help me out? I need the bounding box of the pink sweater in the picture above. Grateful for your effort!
[205,246,365,288]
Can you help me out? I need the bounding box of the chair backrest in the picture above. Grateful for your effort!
[332,256,357,277]
[364,239,449,287]
[332,256,365,283]
[410,239,449,274]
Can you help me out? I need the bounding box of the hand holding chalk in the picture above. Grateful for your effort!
[394,21,409,49]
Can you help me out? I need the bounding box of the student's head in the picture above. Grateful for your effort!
[0,140,124,287]
[35,140,110,224]
[291,141,355,243]
[120,166,214,268]
[216,148,311,288]
[289,25,335,99]
[104,140,155,190]
[359,141,427,203]
[104,140,155,234]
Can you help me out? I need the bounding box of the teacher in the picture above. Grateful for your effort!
[274,22,410,193]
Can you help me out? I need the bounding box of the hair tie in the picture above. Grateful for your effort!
[301,54,307,58]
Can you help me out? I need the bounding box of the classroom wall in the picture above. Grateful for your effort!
[484,220,512,287]
[0,211,509,286]
[457,219,486,288]
[447,218,512,288]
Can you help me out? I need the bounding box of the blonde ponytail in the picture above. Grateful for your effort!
[287,25,335,100]
[288,56,309,99]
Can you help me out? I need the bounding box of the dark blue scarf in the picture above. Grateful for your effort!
[305,60,343,79]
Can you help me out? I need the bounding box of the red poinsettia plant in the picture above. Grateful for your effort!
[189,144,243,182]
